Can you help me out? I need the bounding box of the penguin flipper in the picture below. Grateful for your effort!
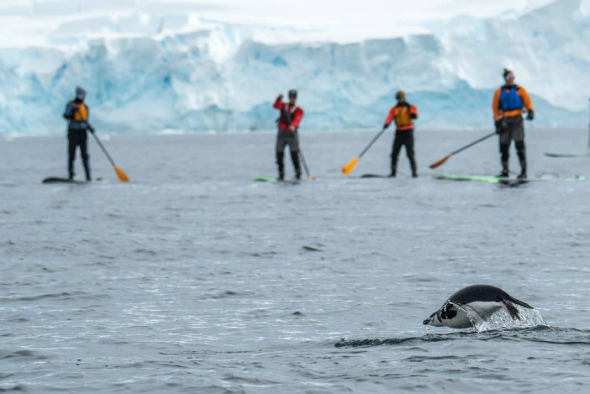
[506,295,533,309]
[500,299,521,320]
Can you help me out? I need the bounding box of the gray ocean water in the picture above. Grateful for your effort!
[2,128,590,393]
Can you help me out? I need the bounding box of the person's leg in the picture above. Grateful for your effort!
[288,134,301,180]
[511,117,526,179]
[498,127,512,177]
[390,131,403,177]
[80,134,91,181]
[68,132,76,179]
[276,130,287,180]
[404,130,418,177]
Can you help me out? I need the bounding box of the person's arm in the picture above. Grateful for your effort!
[273,95,284,111]
[383,107,396,129]
[63,102,74,120]
[519,87,534,120]
[291,107,304,129]
[492,88,502,121]
[410,105,418,119]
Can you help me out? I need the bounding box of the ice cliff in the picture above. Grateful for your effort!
[0,0,588,135]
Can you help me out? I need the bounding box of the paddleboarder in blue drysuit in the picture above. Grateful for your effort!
[492,69,534,180]
[63,87,95,181]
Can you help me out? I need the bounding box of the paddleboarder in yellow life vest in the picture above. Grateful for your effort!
[63,86,95,181]
[273,90,304,181]
[384,91,418,177]
[493,69,534,180]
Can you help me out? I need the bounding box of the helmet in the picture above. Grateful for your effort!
[395,90,406,102]
[288,89,298,98]
[75,86,87,100]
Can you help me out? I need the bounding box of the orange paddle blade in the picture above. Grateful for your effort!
[429,154,452,169]
[307,175,314,181]
[342,157,360,176]
[114,166,130,182]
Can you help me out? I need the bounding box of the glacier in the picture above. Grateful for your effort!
[0,0,588,135]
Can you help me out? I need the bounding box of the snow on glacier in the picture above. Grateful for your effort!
[0,0,588,135]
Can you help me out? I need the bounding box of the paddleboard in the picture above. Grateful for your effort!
[435,173,585,183]
[252,177,300,185]
[42,177,103,184]
[545,152,590,158]
[360,174,392,179]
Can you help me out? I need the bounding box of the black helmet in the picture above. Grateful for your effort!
[288,89,297,98]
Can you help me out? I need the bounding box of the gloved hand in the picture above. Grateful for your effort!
[526,110,534,121]
[277,94,284,101]
[88,125,95,133]
[383,122,390,130]
[495,119,507,134]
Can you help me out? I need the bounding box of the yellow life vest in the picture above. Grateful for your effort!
[73,103,88,122]
[394,106,413,129]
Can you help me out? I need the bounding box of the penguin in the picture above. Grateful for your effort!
[423,285,534,329]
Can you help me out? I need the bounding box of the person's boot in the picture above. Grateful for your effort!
[497,169,509,178]
[517,145,527,180]
[83,162,91,182]
[276,152,285,181]
[68,168,74,180]
[411,162,418,178]
[389,164,397,178]
[291,151,301,180]
[497,160,509,178]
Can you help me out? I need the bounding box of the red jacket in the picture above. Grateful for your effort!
[274,98,304,131]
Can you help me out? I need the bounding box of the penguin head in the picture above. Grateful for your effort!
[424,302,457,326]
[423,310,443,326]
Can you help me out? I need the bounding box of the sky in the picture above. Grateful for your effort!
[0,0,560,46]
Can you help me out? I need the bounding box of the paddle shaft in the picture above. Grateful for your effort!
[358,128,387,158]
[90,132,116,167]
[449,131,497,156]
[587,98,590,153]
[297,143,312,179]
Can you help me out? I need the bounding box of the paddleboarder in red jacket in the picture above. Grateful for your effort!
[273,90,304,180]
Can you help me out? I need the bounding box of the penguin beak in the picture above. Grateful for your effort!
[423,312,436,325]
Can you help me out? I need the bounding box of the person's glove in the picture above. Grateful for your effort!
[88,125,95,133]
[277,94,284,101]
[526,110,534,121]
[383,122,390,130]
[495,119,507,134]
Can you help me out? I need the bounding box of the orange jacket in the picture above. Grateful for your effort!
[492,85,534,121]
[385,103,418,131]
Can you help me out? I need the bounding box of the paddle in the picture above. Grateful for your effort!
[341,127,387,176]
[297,144,313,181]
[90,132,130,182]
[429,131,497,169]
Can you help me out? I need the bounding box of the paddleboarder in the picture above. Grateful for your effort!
[63,86,95,181]
[383,91,419,177]
[492,68,534,180]
[273,90,304,181]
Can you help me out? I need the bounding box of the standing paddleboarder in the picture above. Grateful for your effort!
[492,68,534,180]
[383,91,419,177]
[273,90,304,181]
[63,86,95,181]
